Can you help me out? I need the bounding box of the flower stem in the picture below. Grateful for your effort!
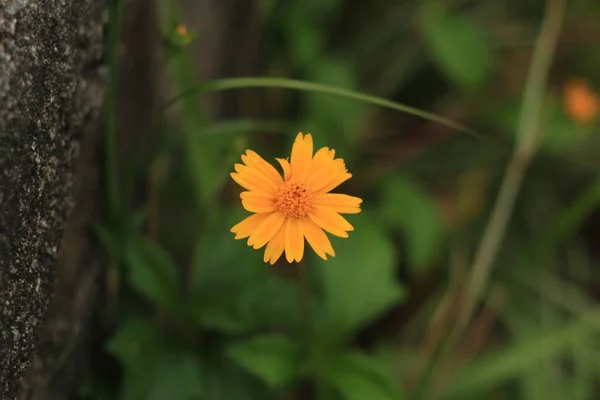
[297,261,314,339]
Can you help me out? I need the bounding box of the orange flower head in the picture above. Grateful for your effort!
[230,133,362,265]
[563,78,599,125]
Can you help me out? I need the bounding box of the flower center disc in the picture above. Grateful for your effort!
[274,180,313,219]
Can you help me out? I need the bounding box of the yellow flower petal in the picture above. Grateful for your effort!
[309,208,353,238]
[290,133,313,183]
[308,159,346,193]
[315,193,362,207]
[263,221,287,265]
[231,213,272,239]
[306,147,334,184]
[240,191,273,200]
[241,196,276,213]
[234,164,279,192]
[248,212,285,249]
[242,150,284,185]
[302,218,335,260]
[315,193,362,214]
[276,158,291,181]
[317,205,361,214]
[316,172,352,195]
[231,173,265,194]
[285,218,304,262]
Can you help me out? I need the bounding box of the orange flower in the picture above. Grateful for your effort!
[563,78,599,124]
[230,133,362,265]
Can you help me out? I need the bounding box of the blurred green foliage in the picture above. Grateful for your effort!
[82,0,600,399]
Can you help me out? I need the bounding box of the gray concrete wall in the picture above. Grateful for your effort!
[0,1,105,398]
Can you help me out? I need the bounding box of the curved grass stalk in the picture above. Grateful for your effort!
[161,77,481,137]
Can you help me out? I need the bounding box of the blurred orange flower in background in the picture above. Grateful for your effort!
[563,77,599,125]
[230,133,362,265]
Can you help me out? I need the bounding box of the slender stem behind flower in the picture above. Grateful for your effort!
[296,261,314,340]
[436,0,567,387]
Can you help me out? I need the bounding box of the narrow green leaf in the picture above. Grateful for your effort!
[162,78,479,137]
[227,335,305,389]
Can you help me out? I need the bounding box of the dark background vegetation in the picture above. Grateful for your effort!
[77,0,600,399]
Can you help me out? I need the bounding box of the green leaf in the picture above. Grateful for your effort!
[420,1,493,90]
[202,352,275,400]
[106,319,203,400]
[319,213,404,341]
[106,318,165,372]
[124,238,179,309]
[91,209,146,263]
[107,319,163,400]
[189,209,303,333]
[321,351,404,400]
[227,335,305,389]
[442,307,600,397]
[145,352,203,400]
[380,176,443,271]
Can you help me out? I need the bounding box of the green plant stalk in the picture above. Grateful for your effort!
[297,261,314,342]
[105,0,125,224]
[441,0,567,371]
[101,0,127,328]
[159,0,209,206]
[161,77,480,137]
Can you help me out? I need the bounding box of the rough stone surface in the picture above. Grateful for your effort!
[0,0,105,398]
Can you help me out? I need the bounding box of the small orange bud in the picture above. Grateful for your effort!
[175,23,188,36]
